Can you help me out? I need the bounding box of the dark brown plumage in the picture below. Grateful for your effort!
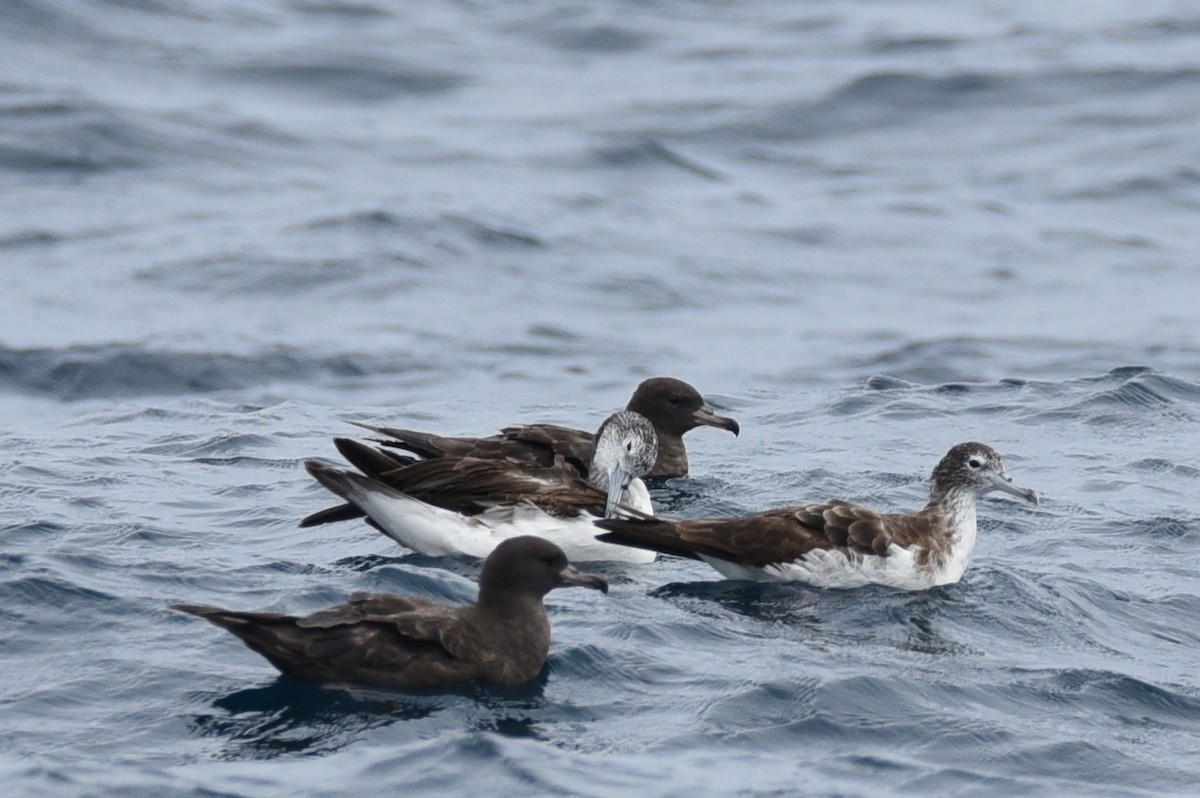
[352,376,737,480]
[299,412,660,562]
[595,442,1039,589]
[171,536,607,688]
[300,408,657,524]
[595,502,928,568]
[306,453,615,523]
[300,436,612,531]
[299,382,706,532]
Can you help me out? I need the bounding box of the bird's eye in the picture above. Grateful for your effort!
[968,458,982,469]
[626,441,634,452]
[668,396,682,405]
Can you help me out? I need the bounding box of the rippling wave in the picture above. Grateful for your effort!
[4,0,1200,795]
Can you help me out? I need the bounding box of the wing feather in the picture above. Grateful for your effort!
[354,421,594,476]
[598,501,926,567]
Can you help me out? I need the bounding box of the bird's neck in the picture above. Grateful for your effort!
[926,487,978,545]
[926,482,974,525]
[476,587,546,621]
[463,599,551,679]
[914,488,979,582]
[648,434,687,477]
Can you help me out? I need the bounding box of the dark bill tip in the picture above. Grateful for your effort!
[558,565,608,594]
[693,406,740,436]
[989,472,1039,507]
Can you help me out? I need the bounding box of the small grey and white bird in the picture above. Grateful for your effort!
[303,411,661,563]
[595,442,1039,590]
[171,536,608,688]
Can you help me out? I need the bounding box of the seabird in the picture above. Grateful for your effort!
[302,411,661,563]
[350,376,739,479]
[595,442,1038,590]
[171,536,607,688]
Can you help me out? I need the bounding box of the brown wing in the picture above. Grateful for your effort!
[295,593,443,628]
[172,597,484,687]
[373,455,602,516]
[300,429,596,528]
[303,447,606,529]
[596,502,923,568]
[504,482,609,519]
[493,424,595,475]
[350,424,485,460]
[291,595,543,686]
[354,421,595,476]
[298,440,419,527]
[297,593,487,663]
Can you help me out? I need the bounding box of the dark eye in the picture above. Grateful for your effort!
[668,395,682,405]
[968,458,982,469]
[625,441,634,452]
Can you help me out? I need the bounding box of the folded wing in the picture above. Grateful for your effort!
[595,501,920,567]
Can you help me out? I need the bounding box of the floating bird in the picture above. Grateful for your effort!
[595,442,1038,590]
[171,536,607,688]
[303,411,661,563]
[350,376,738,479]
[300,377,737,530]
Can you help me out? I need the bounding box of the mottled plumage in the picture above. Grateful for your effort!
[171,536,607,688]
[302,412,660,562]
[595,442,1039,590]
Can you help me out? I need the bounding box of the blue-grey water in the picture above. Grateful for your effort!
[3,1,1200,795]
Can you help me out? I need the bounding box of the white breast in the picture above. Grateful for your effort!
[621,478,653,514]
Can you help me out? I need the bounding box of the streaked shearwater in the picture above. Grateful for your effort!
[303,411,661,563]
[595,442,1038,590]
[171,536,607,688]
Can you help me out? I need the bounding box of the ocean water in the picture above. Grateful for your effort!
[3,1,1200,795]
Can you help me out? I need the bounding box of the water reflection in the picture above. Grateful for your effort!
[648,579,972,655]
[899,590,975,656]
[647,475,744,517]
[190,674,550,757]
[649,579,824,629]
[191,678,436,758]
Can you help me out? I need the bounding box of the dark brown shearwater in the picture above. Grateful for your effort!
[595,442,1038,590]
[352,376,738,479]
[171,536,608,688]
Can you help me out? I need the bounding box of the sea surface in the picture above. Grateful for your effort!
[3,1,1200,795]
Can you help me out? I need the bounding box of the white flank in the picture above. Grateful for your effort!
[622,478,653,514]
[699,498,980,591]
[343,481,655,564]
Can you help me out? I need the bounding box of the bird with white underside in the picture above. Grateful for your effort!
[304,410,661,563]
[594,442,1038,590]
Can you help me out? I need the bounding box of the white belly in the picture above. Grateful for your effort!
[700,542,969,591]
[360,489,656,564]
